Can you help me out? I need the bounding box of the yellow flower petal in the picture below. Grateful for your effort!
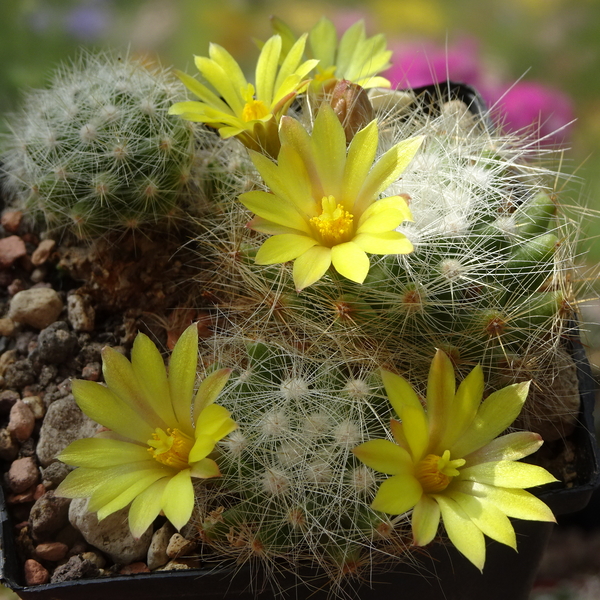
[161,469,195,531]
[342,119,378,203]
[131,332,177,427]
[55,467,105,499]
[193,369,232,420]
[355,136,424,214]
[72,379,154,444]
[426,349,456,453]
[239,190,311,234]
[353,231,413,255]
[129,478,169,539]
[352,439,412,475]
[255,234,318,264]
[168,324,199,433]
[102,346,163,427]
[174,71,230,113]
[380,369,423,417]
[58,438,152,468]
[435,494,486,571]
[308,17,337,67]
[402,404,429,462]
[450,381,531,458]
[459,460,558,489]
[389,418,410,452]
[454,481,556,522]
[208,43,248,98]
[330,242,370,283]
[195,404,236,440]
[293,245,332,291]
[438,364,484,452]
[463,432,544,466]
[256,34,281,106]
[310,104,347,199]
[190,458,221,479]
[371,473,422,515]
[188,433,216,463]
[96,468,168,521]
[448,490,517,549]
[412,494,441,546]
[356,196,412,232]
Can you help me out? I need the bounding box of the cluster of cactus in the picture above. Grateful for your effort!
[196,339,403,583]
[200,88,579,439]
[1,51,201,237]
[185,85,583,586]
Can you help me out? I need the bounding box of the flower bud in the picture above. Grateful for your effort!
[327,80,374,143]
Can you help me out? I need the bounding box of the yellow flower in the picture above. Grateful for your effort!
[56,325,236,538]
[272,16,392,89]
[169,34,318,156]
[352,350,557,570]
[240,103,423,291]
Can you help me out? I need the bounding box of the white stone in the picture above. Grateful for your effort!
[9,288,63,330]
[147,522,175,570]
[69,498,153,564]
[67,294,95,332]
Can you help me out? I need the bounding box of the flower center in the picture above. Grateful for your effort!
[314,66,337,82]
[415,450,465,493]
[309,195,354,246]
[148,428,194,470]
[242,99,270,122]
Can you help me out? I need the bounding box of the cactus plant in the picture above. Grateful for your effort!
[1,50,200,237]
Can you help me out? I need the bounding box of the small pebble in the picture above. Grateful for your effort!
[29,491,71,541]
[1,210,23,233]
[35,541,69,562]
[0,349,17,378]
[41,462,70,489]
[7,456,39,494]
[119,562,151,575]
[22,395,45,419]
[7,485,39,504]
[67,294,95,332]
[7,278,25,296]
[0,317,15,337]
[9,288,64,330]
[0,235,27,268]
[8,400,35,443]
[0,389,19,415]
[30,267,47,283]
[50,555,100,584]
[37,322,77,365]
[81,362,101,381]
[0,428,19,461]
[24,559,49,586]
[80,551,106,569]
[31,239,56,266]
[147,522,175,570]
[166,533,197,559]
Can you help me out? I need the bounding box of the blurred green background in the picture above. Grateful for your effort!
[0,3,599,598]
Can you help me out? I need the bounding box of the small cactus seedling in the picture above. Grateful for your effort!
[1,51,199,237]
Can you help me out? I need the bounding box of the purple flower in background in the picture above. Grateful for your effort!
[65,0,112,41]
[386,39,574,145]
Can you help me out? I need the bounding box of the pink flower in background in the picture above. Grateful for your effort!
[386,39,574,145]
[486,82,574,144]
[387,39,482,90]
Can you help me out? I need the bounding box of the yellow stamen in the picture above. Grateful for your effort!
[242,99,270,122]
[309,196,354,246]
[147,428,194,470]
[415,450,465,493]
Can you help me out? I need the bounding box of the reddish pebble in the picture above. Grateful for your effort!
[8,399,35,442]
[81,362,101,381]
[31,239,56,266]
[8,456,39,494]
[24,559,49,585]
[35,542,69,562]
[119,562,151,575]
[0,236,27,268]
[1,210,23,233]
[7,485,38,504]
[34,483,46,500]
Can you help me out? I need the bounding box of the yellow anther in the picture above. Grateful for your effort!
[242,99,270,122]
[147,428,194,470]
[309,196,354,246]
[415,450,465,493]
